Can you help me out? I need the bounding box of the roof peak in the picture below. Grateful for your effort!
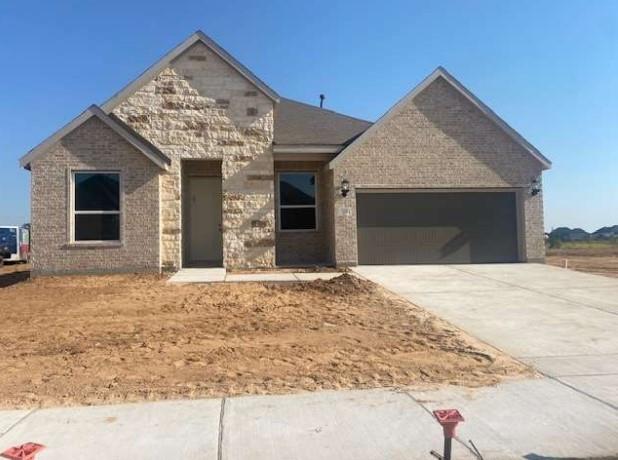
[100,30,279,112]
[19,105,170,170]
[330,66,551,170]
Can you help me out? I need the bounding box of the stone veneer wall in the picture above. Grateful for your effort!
[30,117,160,275]
[113,42,275,270]
[331,76,546,265]
[274,161,330,266]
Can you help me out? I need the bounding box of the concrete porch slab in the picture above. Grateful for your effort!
[293,272,343,281]
[168,268,226,283]
[168,269,346,283]
[224,273,299,282]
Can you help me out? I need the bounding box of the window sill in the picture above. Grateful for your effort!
[278,229,319,233]
[64,241,123,249]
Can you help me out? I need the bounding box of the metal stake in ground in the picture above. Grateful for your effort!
[431,409,464,460]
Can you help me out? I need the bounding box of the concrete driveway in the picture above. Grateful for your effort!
[353,263,618,409]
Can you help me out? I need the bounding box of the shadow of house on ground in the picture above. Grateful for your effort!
[0,268,30,288]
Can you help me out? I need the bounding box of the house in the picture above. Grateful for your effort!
[19,31,551,275]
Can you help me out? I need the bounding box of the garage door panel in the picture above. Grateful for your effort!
[356,192,518,264]
[358,226,471,264]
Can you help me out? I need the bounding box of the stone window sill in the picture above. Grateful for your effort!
[64,242,123,250]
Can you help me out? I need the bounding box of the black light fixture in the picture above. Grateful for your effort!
[530,176,541,196]
[341,179,350,197]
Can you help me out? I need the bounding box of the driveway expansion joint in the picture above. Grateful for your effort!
[451,266,618,317]
[0,409,37,439]
[217,397,226,460]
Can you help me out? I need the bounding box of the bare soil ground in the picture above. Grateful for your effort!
[0,270,531,409]
[546,247,618,278]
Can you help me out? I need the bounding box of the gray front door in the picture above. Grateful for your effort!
[356,191,519,264]
[185,177,223,266]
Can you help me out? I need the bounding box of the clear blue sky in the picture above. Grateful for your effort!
[1,0,616,231]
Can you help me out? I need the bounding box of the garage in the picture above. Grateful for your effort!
[356,191,519,264]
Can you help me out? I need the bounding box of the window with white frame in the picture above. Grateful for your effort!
[73,172,121,241]
[278,172,317,231]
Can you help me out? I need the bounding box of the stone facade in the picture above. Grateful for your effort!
[113,42,275,270]
[274,161,330,266]
[30,117,160,275]
[330,76,546,266]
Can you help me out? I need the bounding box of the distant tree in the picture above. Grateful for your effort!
[548,234,562,249]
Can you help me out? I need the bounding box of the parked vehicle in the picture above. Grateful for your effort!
[0,225,30,266]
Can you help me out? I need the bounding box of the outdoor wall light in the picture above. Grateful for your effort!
[341,179,350,197]
[530,176,542,196]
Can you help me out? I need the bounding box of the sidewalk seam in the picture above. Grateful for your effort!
[549,376,617,411]
[217,397,226,460]
[0,409,37,439]
[451,266,618,317]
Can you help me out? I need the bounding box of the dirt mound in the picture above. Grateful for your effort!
[0,272,531,409]
[283,273,375,296]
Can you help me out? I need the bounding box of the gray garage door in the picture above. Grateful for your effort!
[356,192,519,264]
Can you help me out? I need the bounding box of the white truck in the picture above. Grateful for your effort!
[0,225,30,266]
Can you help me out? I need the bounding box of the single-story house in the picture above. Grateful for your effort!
[20,30,551,275]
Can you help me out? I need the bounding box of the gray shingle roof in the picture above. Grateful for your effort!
[274,98,372,146]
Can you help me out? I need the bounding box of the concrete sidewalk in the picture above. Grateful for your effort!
[1,380,617,459]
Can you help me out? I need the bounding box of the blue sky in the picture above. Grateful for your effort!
[1,0,616,231]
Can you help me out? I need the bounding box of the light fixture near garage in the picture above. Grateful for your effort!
[340,179,350,197]
[530,176,542,196]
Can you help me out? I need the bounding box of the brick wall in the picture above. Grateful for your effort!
[113,42,275,270]
[30,117,160,275]
[274,161,330,266]
[331,76,546,265]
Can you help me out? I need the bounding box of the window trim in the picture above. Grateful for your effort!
[276,171,319,233]
[70,170,122,244]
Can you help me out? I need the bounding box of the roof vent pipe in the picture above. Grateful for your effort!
[319,94,325,108]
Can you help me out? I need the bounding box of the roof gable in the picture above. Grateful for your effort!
[19,105,170,170]
[330,67,551,170]
[101,30,279,113]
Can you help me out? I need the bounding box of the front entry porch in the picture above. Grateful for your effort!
[168,267,342,283]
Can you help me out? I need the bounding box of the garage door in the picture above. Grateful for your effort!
[356,192,519,264]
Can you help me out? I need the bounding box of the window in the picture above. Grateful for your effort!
[278,172,317,231]
[73,172,120,242]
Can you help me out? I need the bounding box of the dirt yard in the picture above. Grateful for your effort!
[0,269,531,409]
[546,247,618,278]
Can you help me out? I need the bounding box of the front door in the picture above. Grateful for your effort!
[185,176,223,266]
